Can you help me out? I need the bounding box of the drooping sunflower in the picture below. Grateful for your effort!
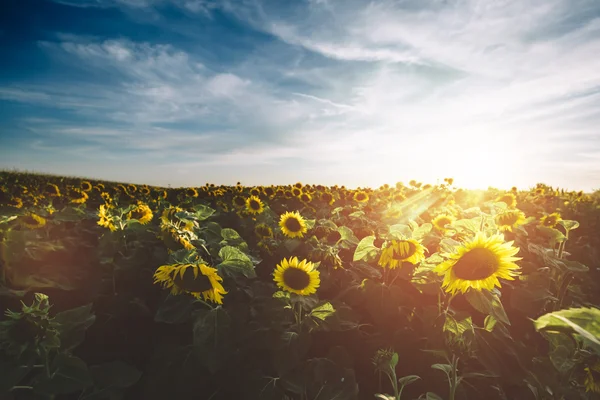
[20,213,46,229]
[44,183,61,197]
[254,223,273,239]
[354,190,369,203]
[98,204,117,232]
[8,197,24,209]
[540,212,562,228]
[153,263,227,304]
[68,188,89,204]
[273,257,320,296]
[80,181,93,192]
[246,195,264,215]
[378,239,426,269]
[100,192,113,204]
[585,362,600,394]
[495,193,517,208]
[127,184,137,193]
[495,210,526,232]
[432,214,456,232]
[279,211,308,238]
[320,191,335,205]
[186,187,199,198]
[127,203,153,224]
[434,233,521,295]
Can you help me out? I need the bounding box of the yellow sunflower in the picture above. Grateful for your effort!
[495,210,526,232]
[80,181,93,192]
[8,197,24,209]
[153,263,226,304]
[20,213,46,229]
[45,183,61,197]
[292,187,302,197]
[232,195,246,208]
[540,212,561,228]
[254,223,273,239]
[495,193,517,208]
[353,190,369,203]
[246,195,264,215]
[432,214,456,232]
[273,257,320,296]
[585,362,600,394]
[434,233,521,295]
[320,191,335,205]
[186,187,199,197]
[378,239,426,269]
[127,203,153,224]
[300,192,312,203]
[97,204,117,231]
[69,188,89,204]
[279,211,308,238]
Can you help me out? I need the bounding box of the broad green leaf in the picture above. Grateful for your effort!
[443,315,473,336]
[412,223,432,241]
[562,260,589,272]
[192,204,215,220]
[536,226,566,245]
[398,375,420,387]
[549,345,575,373]
[338,226,358,246]
[220,228,242,241]
[426,393,444,400]
[484,315,497,332]
[217,246,256,278]
[54,304,96,351]
[388,224,412,240]
[465,290,510,325]
[558,220,579,231]
[431,363,452,376]
[353,235,379,261]
[533,307,600,354]
[375,395,395,400]
[310,302,336,321]
[34,354,93,395]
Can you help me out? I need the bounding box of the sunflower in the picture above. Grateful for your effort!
[100,192,113,204]
[354,191,369,203]
[495,210,526,232]
[127,184,137,193]
[495,193,517,208]
[273,257,320,296]
[378,239,426,269]
[232,195,246,208]
[320,191,335,205]
[540,212,561,228]
[434,233,521,295]
[153,263,227,304]
[96,183,105,191]
[246,196,264,215]
[279,211,308,238]
[98,204,117,231]
[186,187,199,197]
[432,214,456,232]
[264,186,275,198]
[250,187,262,197]
[300,192,312,203]
[20,213,46,229]
[292,187,302,197]
[44,183,61,197]
[294,182,303,190]
[255,223,273,239]
[127,203,153,224]
[8,197,24,208]
[69,188,89,204]
[140,186,151,195]
[80,181,93,192]
[585,362,600,394]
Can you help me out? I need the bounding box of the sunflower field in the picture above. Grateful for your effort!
[1,171,600,400]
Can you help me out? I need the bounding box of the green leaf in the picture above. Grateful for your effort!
[388,224,412,240]
[390,352,399,370]
[374,394,395,400]
[431,363,452,376]
[562,260,589,272]
[338,226,359,246]
[54,304,96,351]
[558,220,579,231]
[443,314,474,336]
[484,315,497,332]
[90,361,142,388]
[465,290,510,325]
[353,235,379,261]
[217,246,256,278]
[412,223,432,241]
[34,354,93,395]
[426,393,444,400]
[192,204,215,220]
[533,307,600,354]
[193,307,233,373]
[221,228,242,241]
[549,345,575,373]
[154,294,196,324]
[309,302,336,321]
[536,226,566,245]
[398,375,420,387]
[0,359,31,392]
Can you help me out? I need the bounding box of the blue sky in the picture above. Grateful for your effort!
[1,0,600,190]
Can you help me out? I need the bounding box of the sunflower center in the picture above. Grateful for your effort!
[436,217,451,227]
[393,240,417,259]
[544,217,557,226]
[130,210,145,220]
[282,267,310,290]
[285,217,302,232]
[173,267,213,293]
[452,248,499,280]
[250,200,261,210]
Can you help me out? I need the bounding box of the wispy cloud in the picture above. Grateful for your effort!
[2,0,600,189]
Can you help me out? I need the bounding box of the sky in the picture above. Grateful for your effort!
[1,0,600,190]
